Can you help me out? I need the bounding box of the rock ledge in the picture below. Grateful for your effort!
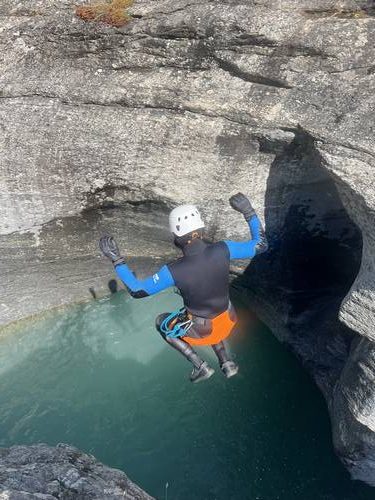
[0,443,153,499]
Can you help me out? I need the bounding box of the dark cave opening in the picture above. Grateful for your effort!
[234,129,363,393]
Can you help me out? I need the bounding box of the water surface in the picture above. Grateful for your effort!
[0,290,373,500]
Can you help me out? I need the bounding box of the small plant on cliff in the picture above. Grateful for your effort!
[76,0,134,27]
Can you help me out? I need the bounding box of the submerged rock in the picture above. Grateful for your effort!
[0,443,153,499]
[0,0,375,487]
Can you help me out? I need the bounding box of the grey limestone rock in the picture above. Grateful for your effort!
[0,443,153,499]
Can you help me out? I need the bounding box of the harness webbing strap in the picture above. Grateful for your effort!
[160,308,193,339]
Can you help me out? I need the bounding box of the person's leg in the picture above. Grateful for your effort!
[212,341,239,378]
[212,341,231,365]
[155,314,214,383]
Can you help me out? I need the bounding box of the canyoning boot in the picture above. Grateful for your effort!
[221,361,239,378]
[190,362,215,383]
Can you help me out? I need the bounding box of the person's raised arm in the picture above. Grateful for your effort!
[224,192,268,260]
[99,235,175,298]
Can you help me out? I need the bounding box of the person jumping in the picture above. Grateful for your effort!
[99,192,268,383]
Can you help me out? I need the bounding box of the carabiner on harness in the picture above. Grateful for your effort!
[160,308,193,339]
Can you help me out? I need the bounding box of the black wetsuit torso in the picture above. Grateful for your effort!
[167,239,230,319]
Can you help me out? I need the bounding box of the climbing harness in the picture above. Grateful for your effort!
[160,307,237,346]
[160,308,193,339]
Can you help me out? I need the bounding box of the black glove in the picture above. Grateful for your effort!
[229,192,255,220]
[99,235,125,266]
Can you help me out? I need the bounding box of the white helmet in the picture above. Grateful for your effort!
[169,204,205,237]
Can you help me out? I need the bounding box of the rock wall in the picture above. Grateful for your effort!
[1,0,375,486]
[0,443,153,499]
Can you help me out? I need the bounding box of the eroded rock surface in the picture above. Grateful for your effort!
[0,443,153,499]
[0,0,375,486]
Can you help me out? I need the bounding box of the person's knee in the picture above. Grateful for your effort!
[155,313,169,334]
[156,314,177,345]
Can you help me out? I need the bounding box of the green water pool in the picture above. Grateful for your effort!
[0,290,373,500]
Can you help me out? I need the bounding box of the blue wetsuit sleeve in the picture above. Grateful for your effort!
[115,263,175,298]
[224,214,267,260]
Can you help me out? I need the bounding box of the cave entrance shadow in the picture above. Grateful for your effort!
[232,128,363,393]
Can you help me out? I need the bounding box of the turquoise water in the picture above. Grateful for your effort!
[0,290,373,500]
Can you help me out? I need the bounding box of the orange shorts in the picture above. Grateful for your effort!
[183,309,236,346]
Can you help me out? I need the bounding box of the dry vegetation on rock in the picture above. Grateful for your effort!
[76,0,133,27]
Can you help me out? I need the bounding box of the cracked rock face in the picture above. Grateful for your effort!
[0,0,375,487]
[0,443,153,499]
